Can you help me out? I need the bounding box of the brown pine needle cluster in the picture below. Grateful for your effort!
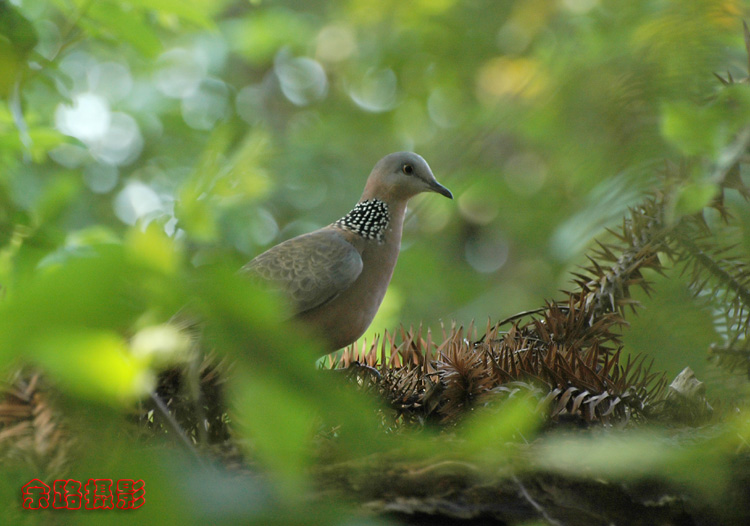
[335,321,664,426]
[0,372,74,477]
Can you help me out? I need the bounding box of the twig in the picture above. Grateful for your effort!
[512,475,564,526]
[149,391,205,466]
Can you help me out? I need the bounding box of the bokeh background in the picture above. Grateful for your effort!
[2,0,750,523]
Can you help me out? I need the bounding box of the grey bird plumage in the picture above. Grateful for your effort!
[244,152,452,351]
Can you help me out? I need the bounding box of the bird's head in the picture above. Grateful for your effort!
[363,152,453,202]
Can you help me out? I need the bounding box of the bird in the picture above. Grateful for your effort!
[243,152,453,351]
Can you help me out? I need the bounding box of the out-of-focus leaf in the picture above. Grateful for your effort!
[0,2,38,96]
[217,129,273,202]
[458,396,542,465]
[177,127,272,242]
[551,167,653,261]
[534,430,728,498]
[0,37,23,97]
[31,329,152,403]
[0,1,38,55]
[130,323,192,367]
[661,101,726,157]
[83,2,163,57]
[234,365,318,486]
[26,127,67,163]
[662,87,750,160]
[36,172,81,223]
[224,8,314,64]
[125,223,181,276]
[176,197,218,242]
[673,180,719,218]
[0,244,172,363]
[192,266,385,486]
[175,126,234,242]
[621,272,718,382]
[126,0,217,29]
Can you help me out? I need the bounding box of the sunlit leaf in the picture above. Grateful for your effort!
[0,244,174,364]
[31,329,152,403]
[126,0,217,29]
[125,223,181,275]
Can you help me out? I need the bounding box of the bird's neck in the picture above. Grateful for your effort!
[334,198,407,244]
[334,199,390,242]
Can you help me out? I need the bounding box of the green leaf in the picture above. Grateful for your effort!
[176,126,273,242]
[191,267,385,486]
[125,0,217,29]
[36,172,81,223]
[0,2,38,55]
[661,101,725,157]
[0,37,22,97]
[233,366,317,487]
[458,396,542,465]
[31,329,152,403]
[661,88,750,161]
[0,244,164,363]
[218,129,273,201]
[125,223,181,276]
[534,430,728,498]
[83,2,163,57]
[673,180,719,218]
[224,8,314,64]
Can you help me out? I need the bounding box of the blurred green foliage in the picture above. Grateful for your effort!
[2,0,750,524]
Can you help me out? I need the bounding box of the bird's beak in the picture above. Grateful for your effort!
[429,180,453,199]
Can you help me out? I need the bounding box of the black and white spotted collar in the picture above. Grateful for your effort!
[334,199,390,242]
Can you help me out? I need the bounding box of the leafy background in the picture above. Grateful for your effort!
[1,0,750,524]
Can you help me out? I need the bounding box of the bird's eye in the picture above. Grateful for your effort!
[402,164,414,175]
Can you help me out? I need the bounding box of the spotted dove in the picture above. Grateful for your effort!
[244,152,452,351]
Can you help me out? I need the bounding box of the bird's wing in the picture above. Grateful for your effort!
[243,229,363,315]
